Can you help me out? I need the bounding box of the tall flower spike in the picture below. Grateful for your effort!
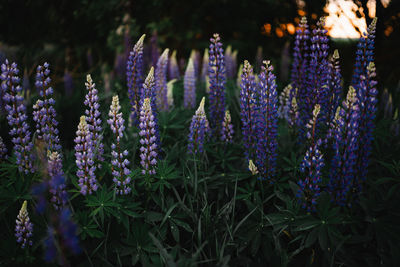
[167,79,177,108]
[328,86,359,206]
[15,201,33,248]
[168,50,180,80]
[255,61,279,181]
[107,95,132,194]
[201,48,209,81]
[278,84,292,121]
[126,34,145,125]
[190,49,201,79]
[48,151,68,210]
[33,62,62,152]
[0,136,8,161]
[297,104,324,212]
[208,33,226,138]
[139,98,158,175]
[221,110,234,143]
[74,116,97,195]
[188,97,210,155]
[84,74,104,166]
[1,60,35,173]
[155,48,170,111]
[184,58,196,109]
[326,49,343,128]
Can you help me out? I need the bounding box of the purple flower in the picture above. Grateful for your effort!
[255,61,279,181]
[48,151,68,210]
[15,201,33,248]
[0,136,7,160]
[221,110,234,143]
[208,33,226,139]
[326,50,343,128]
[239,60,258,160]
[184,58,196,109]
[168,50,180,80]
[201,48,209,82]
[225,46,237,79]
[150,30,160,68]
[297,105,324,212]
[1,60,35,173]
[155,48,169,111]
[188,97,209,154]
[107,95,132,194]
[63,69,74,96]
[74,116,97,195]
[84,74,104,167]
[33,62,62,152]
[139,98,158,175]
[127,34,145,126]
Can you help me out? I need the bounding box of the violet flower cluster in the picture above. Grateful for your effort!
[255,61,278,181]
[239,60,257,160]
[168,50,180,80]
[33,62,62,152]
[48,151,68,210]
[201,48,209,81]
[188,97,209,154]
[225,46,237,79]
[184,58,196,109]
[328,87,359,206]
[84,74,104,166]
[15,201,33,248]
[0,136,7,160]
[74,116,97,195]
[221,110,234,143]
[297,105,324,212]
[107,95,132,194]
[1,60,35,173]
[126,34,145,125]
[208,33,226,139]
[139,98,158,175]
[155,48,169,111]
[326,49,343,128]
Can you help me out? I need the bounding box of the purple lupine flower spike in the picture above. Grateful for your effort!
[1,60,35,173]
[33,62,62,152]
[188,97,210,154]
[240,60,257,161]
[0,136,8,160]
[168,50,180,80]
[201,48,209,82]
[328,86,359,206]
[139,98,158,175]
[15,201,33,248]
[184,58,196,109]
[221,110,234,143]
[74,116,97,195]
[208,33,226,139]
[255,61,279,181]
[155,48,169,111]
[127,34,145,126]
[84,74,104,167]
[107,95,132,195]
[48,151,68,210]
[297,105,324,212]
[326,49,343,128]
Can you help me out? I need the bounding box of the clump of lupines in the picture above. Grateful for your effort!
[15,201,33,248]
[0,136,7,160]
[297,105,324,212]
[188,97,209,154]
[239,60,257,160]
[139,98,158,175]
[33,62,62,152]
[208,33,226,139]
[48,151,68,210]
[328,87,359,206]
[221,110,234,143]
[74,116,97,195]
[255,61,278,181]
[126,34,145,125]
[326,50,343,127]
[1,60,35,173]
[168,50,180,80]
[201,48,209,81]
[84,74,104,166]
[354,62,378,192]
[184,58,196,109]
[107,95,132,194]
[155,48,169,111]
